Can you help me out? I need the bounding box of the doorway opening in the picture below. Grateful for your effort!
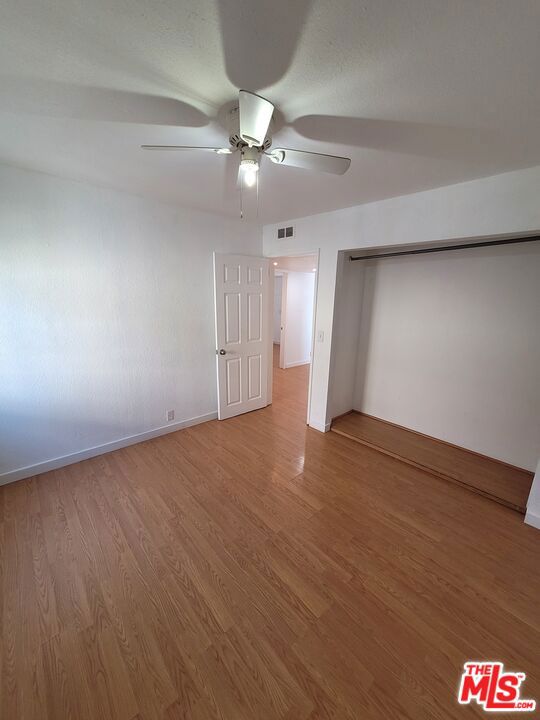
[272,254,318,420]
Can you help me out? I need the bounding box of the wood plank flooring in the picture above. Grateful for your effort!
[1,349,539,719]
[331,412,533,513]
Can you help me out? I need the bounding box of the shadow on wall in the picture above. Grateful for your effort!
[0,411,140,475]
[352,261,376,410]
[351,243,540,470]
[354,244,540,411]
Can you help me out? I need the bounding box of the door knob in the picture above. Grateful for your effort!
[219,349,226,355]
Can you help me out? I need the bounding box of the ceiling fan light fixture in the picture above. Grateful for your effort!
[240,158,259,171]
[240,160,259,187]
[239,146,260,187]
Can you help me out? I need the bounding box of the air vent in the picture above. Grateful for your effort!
[277,225,294,239]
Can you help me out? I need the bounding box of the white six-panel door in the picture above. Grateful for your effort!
[214,253,270,420]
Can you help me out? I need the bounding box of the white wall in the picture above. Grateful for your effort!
[0,164,260,482]
[351,243,540,471]
[282,272,315,368]
[273,274,282,343]
[263,164,540,432]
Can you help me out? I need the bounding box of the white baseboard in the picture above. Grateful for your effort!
[284,360,310,369]
[309,419,332,433]
[524,510,540,531]
[0,411,218,486]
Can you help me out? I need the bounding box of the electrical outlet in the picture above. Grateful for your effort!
[167,409,175,422]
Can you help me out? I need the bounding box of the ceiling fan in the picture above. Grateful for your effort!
[141,89,351,191]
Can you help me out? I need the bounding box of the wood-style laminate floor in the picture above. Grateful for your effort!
[331,412,533,514]
[1,347,539,719]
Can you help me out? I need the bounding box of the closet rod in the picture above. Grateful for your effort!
[349,235,540,262]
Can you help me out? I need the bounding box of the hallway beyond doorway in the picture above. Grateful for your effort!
[272,342,310,422]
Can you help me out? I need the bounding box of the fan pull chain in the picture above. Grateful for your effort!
[256,169,259,219]
[240,175,244,219]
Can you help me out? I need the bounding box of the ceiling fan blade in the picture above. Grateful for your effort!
[141,145,232,152]
[238,90,274,147]
[268,148,351,175]
[217,0,313,91]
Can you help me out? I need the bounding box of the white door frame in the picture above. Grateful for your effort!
[268,251,320,423]
[279,273,287,369]
[306,255,319,424]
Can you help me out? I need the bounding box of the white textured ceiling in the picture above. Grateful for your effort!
[1,0,539,222]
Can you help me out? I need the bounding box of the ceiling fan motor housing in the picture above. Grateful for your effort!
[240,145,260,166]
[227,105,272,152]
